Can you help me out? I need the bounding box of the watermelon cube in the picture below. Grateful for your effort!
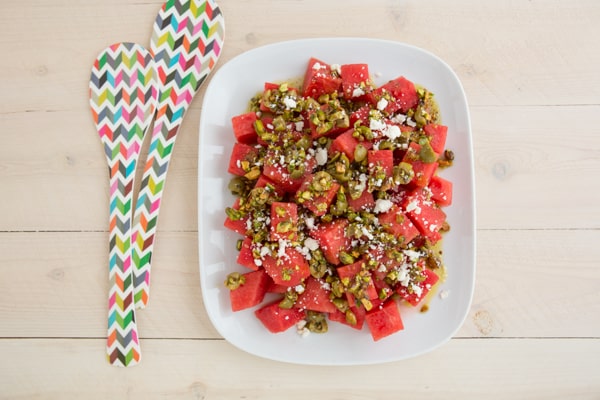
[270,202,298,242]
[295,277,338,314]
[365,299,404,341]
[231,112,258,144]
[309,219,350,265]
[255,300,306,333]
[262,247,311,287]
[428,175,453,206]
[229,269,270,312]
[302,57,342,99]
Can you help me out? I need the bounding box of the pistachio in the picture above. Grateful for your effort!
[224,272,245,290]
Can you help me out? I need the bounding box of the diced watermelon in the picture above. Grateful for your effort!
[295,174,340,217]
[402,142,439,187]
[397,268,440,306]
[365,299,404,341]
[263,150,316,193]
[231,112,258,144]
[428,175,453,206]
[368,150,394,178]
[295,277,338,313]
[328,305,366,330]
[302,57,342,99]
[229,269,270,312]
[337,260,379,308]
[309,219,350,265]
[262,247,311,287]
[378,204,420,245]
[329,129,373,162]
[228,143,260,176]
[403,188,447,244]
[266,277,289,294]
[347,189,375,212]
[370,76,418,114]
[236,237,258,270]
[349,104,371,126]
[340,63,371,100]
[255,300,306,333]
[270,202,298,242]
[224,198,248,236]
[424,123,448,155]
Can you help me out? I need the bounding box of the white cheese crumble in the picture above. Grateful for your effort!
[305,217,315,230]
[277,239,289,259]
[404,249,421,261]
[315,147,328,166]
[352,87,365,98]
[369,118,387,132]
[377,98,388,111]
[312,62,323,70]
[412,284,423,297]
[384,124,402,140]
[295,284,305,294]
[295,121,304,131]
[283,96,297,109]
[373,198,393,214]
[405,200,421,215]
[330,63,341,75]
[439,289,450,300]
[303,237,319,251]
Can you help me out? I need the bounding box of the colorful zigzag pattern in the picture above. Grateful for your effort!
[89,42,158,367]
[131,0,225,308]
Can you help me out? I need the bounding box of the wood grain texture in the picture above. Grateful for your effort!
[0,0,598,397]
[0,339,598,399]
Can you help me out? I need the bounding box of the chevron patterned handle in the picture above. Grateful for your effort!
[131,0,225,308]
[89,42,158,366]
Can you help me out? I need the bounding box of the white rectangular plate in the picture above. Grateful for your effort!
[198,38,476,365]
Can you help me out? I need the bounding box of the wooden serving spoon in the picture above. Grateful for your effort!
[131,0,225,308]
[89,42,158,366]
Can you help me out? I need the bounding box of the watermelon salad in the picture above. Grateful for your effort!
[223,57,454,341]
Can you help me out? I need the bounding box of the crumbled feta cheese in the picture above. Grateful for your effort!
[304,237,319,251]
[406,118,417,127]
[352,87,365,98]
[405,200,421,214]
[295,284,305,294]
[315,147,328,166]
[277,239,289,259]
[412,284,423,297]
[295,121,304,131]
[439,289,450,300]
[260,246,271,258]
[253,259,262,267]
[283,96,297,109]
[361,226,374,240]
[373,198,393,214]
[377,98,388,111]
[404,249,421,261]
[312,62,323,70]
[429,224,438,232]
[330,63,341,75]
[391,113,406,124]
[305,217,315,230]
[369,118,387,132]
[384,124,401,140]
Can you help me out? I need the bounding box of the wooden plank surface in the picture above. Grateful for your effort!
[0,0,599,398]
[0,339,598,399]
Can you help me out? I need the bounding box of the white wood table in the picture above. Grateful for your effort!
[1,1,598,398]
